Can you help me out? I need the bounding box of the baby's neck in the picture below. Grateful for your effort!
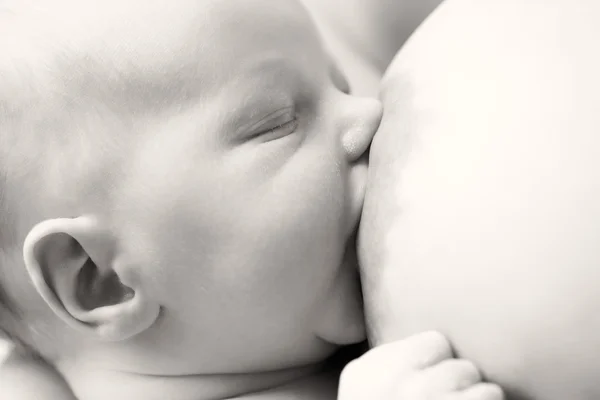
[231,368,340,400]
[59,360,339,400]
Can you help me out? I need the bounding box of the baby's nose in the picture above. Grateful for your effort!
[342,97,383,162]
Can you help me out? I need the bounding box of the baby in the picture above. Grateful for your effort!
[0,0,502,399]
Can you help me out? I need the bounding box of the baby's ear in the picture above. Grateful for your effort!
[22,216,160,341]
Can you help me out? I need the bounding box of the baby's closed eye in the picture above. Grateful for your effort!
[245,106,298,142]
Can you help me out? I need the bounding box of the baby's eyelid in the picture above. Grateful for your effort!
[246,106,296,135]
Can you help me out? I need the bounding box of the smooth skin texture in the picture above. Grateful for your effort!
[1,1,503,399]
[360,0,600,399]
[3,0,378,399]
[0,348,78,400]
[340,332,503,400]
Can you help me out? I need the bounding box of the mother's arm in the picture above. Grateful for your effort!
[359,1,600,399]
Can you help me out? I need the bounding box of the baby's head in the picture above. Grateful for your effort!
[0,0,381,398]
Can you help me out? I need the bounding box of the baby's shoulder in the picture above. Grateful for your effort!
[0,347,77,400]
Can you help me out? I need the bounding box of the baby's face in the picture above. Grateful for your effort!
[96,0,380,374]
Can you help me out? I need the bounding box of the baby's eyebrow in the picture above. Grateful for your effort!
[237,56,301,84]
[67,55,202,114]
[226,58,303,100]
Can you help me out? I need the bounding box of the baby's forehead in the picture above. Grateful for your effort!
[3,0,321,113]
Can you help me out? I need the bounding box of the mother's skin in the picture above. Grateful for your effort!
[359,1,600,399]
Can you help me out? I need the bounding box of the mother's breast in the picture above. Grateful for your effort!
[358,1,600,399]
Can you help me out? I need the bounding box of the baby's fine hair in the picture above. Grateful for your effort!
[0,1,120,350]
[0,0,204,352]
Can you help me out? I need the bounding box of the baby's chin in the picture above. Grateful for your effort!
[313,240,366,345]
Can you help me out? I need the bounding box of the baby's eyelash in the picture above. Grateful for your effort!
[247,107,295,132]
[254,117,298,142]
[245,107,298,141]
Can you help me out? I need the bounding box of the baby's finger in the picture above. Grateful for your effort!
[446,383,505,400]
[421,359,482,392]
[340,331,453,399]
[357,331,453,372]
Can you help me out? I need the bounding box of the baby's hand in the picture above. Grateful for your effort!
[339,331,504,400]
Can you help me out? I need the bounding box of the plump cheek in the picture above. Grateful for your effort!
[256,197,344,285]
[236,171,349,315]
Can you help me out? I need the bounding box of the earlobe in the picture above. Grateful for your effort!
[22,216,160,341]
